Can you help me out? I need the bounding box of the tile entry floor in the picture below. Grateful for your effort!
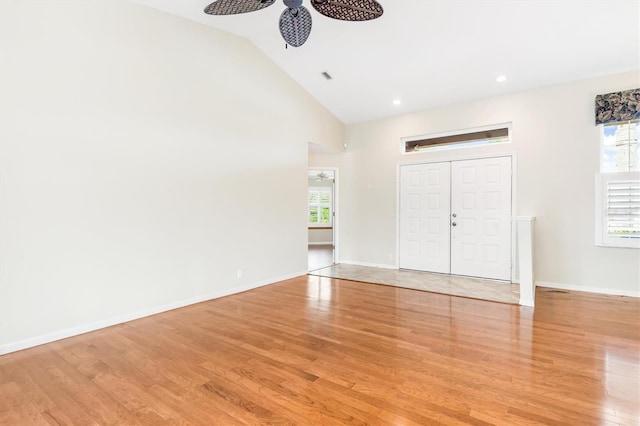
[308,263,521,304]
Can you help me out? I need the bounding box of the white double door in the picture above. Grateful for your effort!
[399,157,512,281]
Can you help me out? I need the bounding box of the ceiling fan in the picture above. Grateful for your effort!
[204,0,384,48]
[315,171,333,181]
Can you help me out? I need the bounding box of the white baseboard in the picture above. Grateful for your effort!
[339,260,398,270]
[0,270,307,356]
[536,281,640,298]
[308,242,333,246]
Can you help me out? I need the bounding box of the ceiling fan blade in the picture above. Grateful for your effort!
[310,0,383,21]
[279,6,312,47]
[204,0,275,15]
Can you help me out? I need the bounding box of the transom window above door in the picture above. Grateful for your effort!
[401,123,511,154]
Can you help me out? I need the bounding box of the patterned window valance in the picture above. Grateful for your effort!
[595,88,640,125]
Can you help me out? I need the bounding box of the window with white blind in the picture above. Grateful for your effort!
[308,187,332,227]
[596,173,640,248]
[596,120,640,248]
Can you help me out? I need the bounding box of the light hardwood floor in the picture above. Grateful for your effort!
[1,276,638,425]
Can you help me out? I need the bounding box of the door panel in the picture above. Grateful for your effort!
[450,157,512,280]
[399,163,451,273]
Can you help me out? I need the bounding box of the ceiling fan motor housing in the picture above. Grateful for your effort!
[283,0,303,8]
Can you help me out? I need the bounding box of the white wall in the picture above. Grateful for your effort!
[0,0,344,353]
[341,71,640,295]
[308,229,333,245]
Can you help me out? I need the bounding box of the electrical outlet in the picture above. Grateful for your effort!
[237,269,242,280]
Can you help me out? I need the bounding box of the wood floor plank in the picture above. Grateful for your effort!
[1,277,638,425]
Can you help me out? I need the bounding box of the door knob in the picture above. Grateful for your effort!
[452,213,457,218]
[452,222,457,226]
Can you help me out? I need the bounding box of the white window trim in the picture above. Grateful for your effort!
[595,172,640,249]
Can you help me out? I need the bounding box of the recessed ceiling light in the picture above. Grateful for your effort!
[496,75,507,83]
[393,99,402,106]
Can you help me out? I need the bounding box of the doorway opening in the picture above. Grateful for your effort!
[308,169,336,271]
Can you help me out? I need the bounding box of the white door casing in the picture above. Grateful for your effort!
[450,157,512,280]
[399,156,512,281]
[399,162,451,273]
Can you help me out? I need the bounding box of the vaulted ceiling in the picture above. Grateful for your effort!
[133,0,640,124]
